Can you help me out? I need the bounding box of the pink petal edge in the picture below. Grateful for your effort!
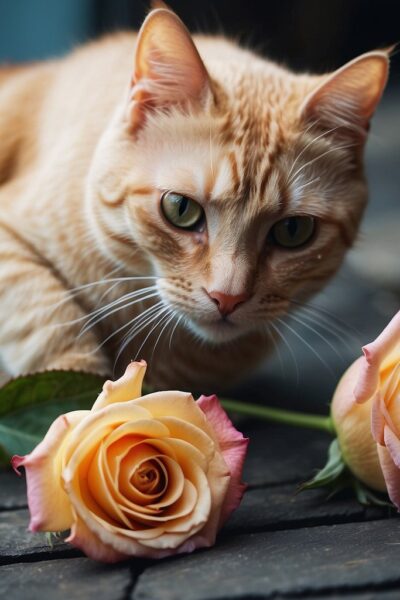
[67,519,129,563]
[371,392,385,445]
[354,310,400,403]
[10,412,86,533]
[377,444,400,510]
[384,426,400,471]
[197,394,249,525]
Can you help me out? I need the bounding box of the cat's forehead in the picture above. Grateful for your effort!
[139,68,310,209]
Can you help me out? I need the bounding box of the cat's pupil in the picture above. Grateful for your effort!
[178,197,188,217]
[286,218,298,238]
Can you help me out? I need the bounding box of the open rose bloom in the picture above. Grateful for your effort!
[332,310,400,504]
[12,361,248,562]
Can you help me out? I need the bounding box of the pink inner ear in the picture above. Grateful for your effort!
[301,51,389,136]
[128,8,212,129]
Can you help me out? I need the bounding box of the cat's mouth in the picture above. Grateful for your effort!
[186,315,247,344]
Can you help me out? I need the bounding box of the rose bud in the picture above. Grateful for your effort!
[12,361,248,562]
[331,310,400,503]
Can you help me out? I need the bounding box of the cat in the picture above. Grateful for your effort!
[0,7,390,392]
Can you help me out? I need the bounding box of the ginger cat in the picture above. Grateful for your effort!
[0,8,390,391]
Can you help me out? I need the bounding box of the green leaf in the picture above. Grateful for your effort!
[300,439,346,491]
[0,370,104,465]
[299,437,394,509]
[352,478,393,508]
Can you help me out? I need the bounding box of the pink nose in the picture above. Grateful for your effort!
[207,290,250,317]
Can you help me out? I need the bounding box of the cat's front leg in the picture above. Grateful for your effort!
[0,224,110,376]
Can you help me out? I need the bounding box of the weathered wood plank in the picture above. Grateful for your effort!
[0,469,27,510]
[223,484,389,535]
[0,557,133,600]
[306,593,400,600]
[1,482,389,566]
[132,520,400,600]
[0,510,74,563]
[242,425,330,486]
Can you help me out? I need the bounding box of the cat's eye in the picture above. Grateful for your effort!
[161,192,205,231]
[271,216,315,249]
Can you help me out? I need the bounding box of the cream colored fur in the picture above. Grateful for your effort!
[0,9,390,391]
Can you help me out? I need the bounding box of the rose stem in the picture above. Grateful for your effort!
[220,398,335,435]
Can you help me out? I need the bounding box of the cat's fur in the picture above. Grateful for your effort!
[0,8,390,391]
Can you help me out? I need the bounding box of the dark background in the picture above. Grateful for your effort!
[0,0,399,410]
[0,0,399,77]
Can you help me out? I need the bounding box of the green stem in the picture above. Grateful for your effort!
[220,398,335,435]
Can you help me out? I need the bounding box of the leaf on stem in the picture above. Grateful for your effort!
[300,439,345,490]
[0,370,104,465]
[300,438,393,508]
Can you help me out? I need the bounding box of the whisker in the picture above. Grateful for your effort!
[276,317,335,376]
[292,308,355,348]
[95,281,123,309]
[48,276,159,312]
[150,311,176,363]
[113,305,168,373]
[288,313,347,363]
[134,306,172,361]
[289,143,357,186]
[289,299,361,341]
[169,314,183,351]
[269,321,300,387]
[87,300,164,355]
[293,176,321,194]
[77,286,158,329]
[77,290,159,338]
[81,285,157,323]
[68,276,159,297]
[264,323,285,378]
[287,125,342,181]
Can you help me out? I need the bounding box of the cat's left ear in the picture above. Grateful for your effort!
[127,8,213,131]
[300,49,391,140]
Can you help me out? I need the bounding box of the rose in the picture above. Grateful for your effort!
[12,361,248,562]
[331,310,400,503]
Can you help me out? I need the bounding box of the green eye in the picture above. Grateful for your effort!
[271,216,315,249]
[161,192,205,230]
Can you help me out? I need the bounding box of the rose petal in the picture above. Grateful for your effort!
[135,392,210,434]
[384,426,400,470]
[122,479,197,524]
[67,516,128,563]
[69,510,185,559]
[331,357,365,424]
[377,444,400,510]
[172,449,231,550]
[88,443,133,529]
[103,439,170,517]
[92,361,147,411]
[355,311,400,403]
[63,404,153,466]
[371,392,386,445]
[139,461,212,549]
[197,394,248,524]
[12,410,87,532]
[157,416,215,464]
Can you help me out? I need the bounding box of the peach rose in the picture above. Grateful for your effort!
[331,310,400,503]
[12,361,248,562]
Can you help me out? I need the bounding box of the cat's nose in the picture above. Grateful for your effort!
[207,290,250,317]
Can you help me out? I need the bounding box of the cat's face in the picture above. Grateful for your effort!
[87,8,389,345]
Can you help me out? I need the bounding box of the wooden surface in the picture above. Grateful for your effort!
[0,423,398,600]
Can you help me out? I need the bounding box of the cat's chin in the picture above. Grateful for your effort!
[185,318,250,345]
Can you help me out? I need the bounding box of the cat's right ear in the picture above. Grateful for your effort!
[300,49,391,141]
[127,8,213,132]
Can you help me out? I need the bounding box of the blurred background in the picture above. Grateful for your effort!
[0,0,399,411]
